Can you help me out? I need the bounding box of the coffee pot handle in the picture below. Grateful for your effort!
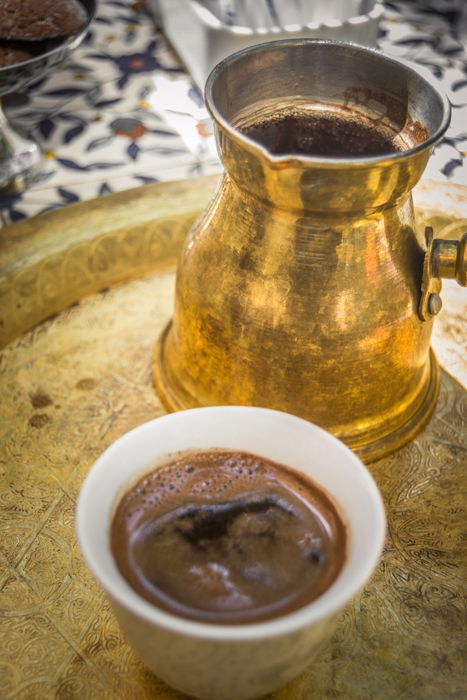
[419,227,467,321]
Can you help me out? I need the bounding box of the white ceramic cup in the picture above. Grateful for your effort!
[76,406,385,700]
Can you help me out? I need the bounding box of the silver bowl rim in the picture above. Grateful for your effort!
[0,0,96,78]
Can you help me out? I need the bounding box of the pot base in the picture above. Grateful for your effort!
[152,322,441,464]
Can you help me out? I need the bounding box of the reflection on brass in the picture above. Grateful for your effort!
[153,41,462,463]
[0,258,465,698]
[432,232,467,285]
[0,176,218,348]
[419,228,467,321]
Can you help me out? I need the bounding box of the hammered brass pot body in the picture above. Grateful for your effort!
[154,40,451,462]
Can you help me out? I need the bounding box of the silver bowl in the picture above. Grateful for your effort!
[0,0,96,195]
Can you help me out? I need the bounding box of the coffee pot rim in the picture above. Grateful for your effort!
[205,37,451,168]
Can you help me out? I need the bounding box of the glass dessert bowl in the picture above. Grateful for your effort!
[0,0,95,195]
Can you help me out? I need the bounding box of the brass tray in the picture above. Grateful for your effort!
[0,176,465,699]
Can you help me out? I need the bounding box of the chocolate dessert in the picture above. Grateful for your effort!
[111,450,347,624]
[0,40,40,67]
[0,0,88,67]
[0,0,87,41]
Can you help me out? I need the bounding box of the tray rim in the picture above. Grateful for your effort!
[0,175,466,352]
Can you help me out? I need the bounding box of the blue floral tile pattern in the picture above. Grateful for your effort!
[378,0,467,182]
[0,0,466,226]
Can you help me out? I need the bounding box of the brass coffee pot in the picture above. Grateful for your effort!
[153,40,466,462]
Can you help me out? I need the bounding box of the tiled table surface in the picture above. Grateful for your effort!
[0,0,466,226]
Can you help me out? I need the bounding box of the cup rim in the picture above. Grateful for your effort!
[204,37,451,169]
[76,406,386,641]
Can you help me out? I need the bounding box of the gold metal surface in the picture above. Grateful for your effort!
[0,176,465,699]
[154,158,465,463]
[419,228,467,322]
[152,42,463,463]
[155,153,439,463]
[0,176,218,349]
[433,231,466,285]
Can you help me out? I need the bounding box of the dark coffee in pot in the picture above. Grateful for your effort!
[111,450,347,625]
[241,107,407,157]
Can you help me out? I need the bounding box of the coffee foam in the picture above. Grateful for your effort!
[111,450,347,624]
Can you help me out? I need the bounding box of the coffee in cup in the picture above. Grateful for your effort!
[77,406,385,700]
[110,449,347,625]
